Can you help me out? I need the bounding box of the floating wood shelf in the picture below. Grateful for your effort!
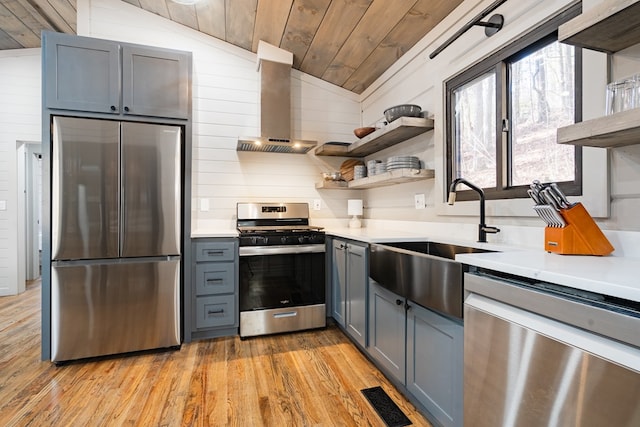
[558,0,640,53]
[557,108,640,148]
[314,117,434,158]
[315,168,435,190]
[315,180,349,189]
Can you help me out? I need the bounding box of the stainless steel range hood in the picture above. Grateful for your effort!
[237,42,317,154]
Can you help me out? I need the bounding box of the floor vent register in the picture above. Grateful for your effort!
[361,386,412,427]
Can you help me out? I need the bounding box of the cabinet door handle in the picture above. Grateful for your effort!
[208,308,224,315]
[110,105,116,111]
[124,106,130,112]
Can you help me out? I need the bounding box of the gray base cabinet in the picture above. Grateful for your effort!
[331,238,368,348]
[368,280,406,383]
[407,302,463,427]
[331,239,346,327]
[43,31,190,119]
[368,280,463,427]
[190,239,238,340]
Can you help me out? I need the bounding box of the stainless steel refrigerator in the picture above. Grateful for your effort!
[50,116,182,362]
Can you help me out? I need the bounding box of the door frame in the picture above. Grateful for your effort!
[18,141,42,281]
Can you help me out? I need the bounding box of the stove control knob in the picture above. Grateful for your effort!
[298,236,307,244]
[281,236,288,244]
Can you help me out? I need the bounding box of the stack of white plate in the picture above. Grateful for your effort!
[386,156,420,170]
[367,160,381,176]
[375,162,387,175]
[354,165,366,179]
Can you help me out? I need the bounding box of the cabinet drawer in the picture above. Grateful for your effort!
[194,241,236,262]
[195,263,235,296]
[196,295,236,329]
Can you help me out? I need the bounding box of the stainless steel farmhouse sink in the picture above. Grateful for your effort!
[369,241,493,319]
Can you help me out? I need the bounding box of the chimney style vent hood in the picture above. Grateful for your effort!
[237,42,317,154]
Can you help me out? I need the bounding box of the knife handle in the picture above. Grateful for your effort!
[550,182,572,207]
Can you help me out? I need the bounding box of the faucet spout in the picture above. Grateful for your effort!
[448,178,499,243]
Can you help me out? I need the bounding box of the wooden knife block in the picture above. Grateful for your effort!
[544,202,614,256]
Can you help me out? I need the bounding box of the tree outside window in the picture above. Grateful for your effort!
[446,5,582,202]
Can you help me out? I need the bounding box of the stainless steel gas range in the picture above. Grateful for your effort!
[236,202,326,337]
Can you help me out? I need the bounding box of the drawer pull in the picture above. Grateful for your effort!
[205,250,225,257]
[207,308,225,315]
[206,278,223,284]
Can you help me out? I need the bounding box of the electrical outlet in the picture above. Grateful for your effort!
[414,194,425,209]
[199,198,210,212]
[313,199,322,211]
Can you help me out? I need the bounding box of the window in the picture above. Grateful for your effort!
[446,5,582,201]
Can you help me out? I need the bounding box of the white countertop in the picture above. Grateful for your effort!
[191,224,640,302]
[191,228,238,238]
[456,250,640,302]
[322,227,429,243]
[327,227,640,303]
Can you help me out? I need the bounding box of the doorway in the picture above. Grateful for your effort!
[19,142,42,281]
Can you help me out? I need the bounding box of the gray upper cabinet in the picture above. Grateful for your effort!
[44,34,120,114]
[121,45,190,119]
[43,31,190,119]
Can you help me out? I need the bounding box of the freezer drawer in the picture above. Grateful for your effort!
[51,259,180,362]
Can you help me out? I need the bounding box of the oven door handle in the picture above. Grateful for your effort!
[239,244,326,256]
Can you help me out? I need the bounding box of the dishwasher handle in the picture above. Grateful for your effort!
[464,272,640,350]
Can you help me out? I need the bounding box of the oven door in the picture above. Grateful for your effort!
[239,244,326,337]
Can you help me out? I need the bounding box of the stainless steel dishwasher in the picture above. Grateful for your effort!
[463,271,640,427]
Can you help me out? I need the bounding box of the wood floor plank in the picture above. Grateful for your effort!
[0,280,432,426]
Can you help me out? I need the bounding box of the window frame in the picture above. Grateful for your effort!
[445,4,583,202]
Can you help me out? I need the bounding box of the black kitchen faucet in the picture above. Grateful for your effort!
[448,178,500,243]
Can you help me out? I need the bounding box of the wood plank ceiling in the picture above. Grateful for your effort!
[0,0,463,94]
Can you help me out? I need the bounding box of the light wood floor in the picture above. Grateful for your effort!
[0,280,431,426]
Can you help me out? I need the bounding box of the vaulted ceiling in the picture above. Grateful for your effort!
[0,0,463,94]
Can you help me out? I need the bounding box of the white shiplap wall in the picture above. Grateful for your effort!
[356,0,625,236]
[80,0,362,230]
[0,49,40,295]
[2,0,635,296]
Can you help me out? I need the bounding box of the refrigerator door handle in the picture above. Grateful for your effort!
[118,124,124,257]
